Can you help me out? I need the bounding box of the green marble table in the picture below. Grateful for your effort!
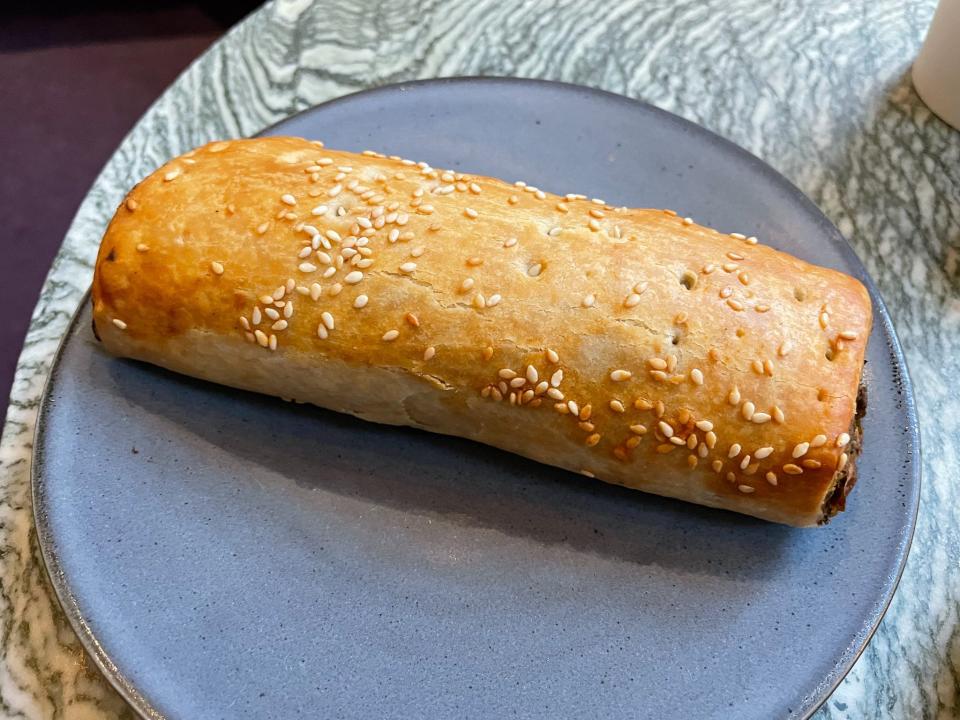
[1,1,957,717]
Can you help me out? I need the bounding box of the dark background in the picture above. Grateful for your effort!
[0,1,259,409]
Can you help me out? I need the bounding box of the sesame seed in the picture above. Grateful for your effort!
[630,424,647,435]
[308,283,322,301]
[240,316,250,330]
[837,433,851,448]
[792,442,809,458]
[459,278,475,293]
[669,436,685,446]
[522,389,536,404]
[778,341,792,357]
[508,195,519,204]
[772,406,785,424]
[693,420,712,432]
[503,237,518,248]
[738,272,750,286]
[257,222,270,235]
[111,318,127,330]
[424,346,436,361]
[126,197,138,211]
[783,464,803,475]
[255,329,269,346]
[802,459,822,469]
[284,302,294,318]
[550,369,563,387]
[265,308,280,321]
[752,359,764,375]
[624,293,641,308]
[720,287,733,299]
[811,434,827,447]
[649,369,669,383]
[465,208,478,219]
[755,447,774,459]
[766,472,778,486]
[546,349,559,364]
[281,193,297,206]
[352,295,368,309]
[578,421,595,432]
[535,381,549,395]
[473,293,486,309]
[751,413,771,424]
[329,283,343,297]
[840,330,858,341]
[706,431,717,449]
[469,182,481,194]
[610,369,632,382]
[738,485,755,494]
[344,271,363,284]
[741,401,755,420]
[582,293,596,308]
[585,434,601,447]
[499,369,518,379]
[730,232,746,239]
[528,263,543,277]
[728,443,742,458]
[658,421,674,438]
[272,319,288,331]
[317,311,333,330]
[568,400,579,417]
[400,262,417,273]
[466,257,484,266]
[556,202,569,213]
[382,330,399,342]
[510,377,526,388]
[740,455,752,470]
[316,323,328,339]
[727,299,744,311]
[547,388,564,400]
[328,184,342,197]
[535,190,546,200]
[136,243,149,253]
[580,404,592,420]
[712,460,723,473]
[163,168,180,182]
[547,227,561,237]
[626,436,642,449]
[526,365,539,384]
[299,262,318,273]
[610,400,625,413]
[698,443,709,458]
[588,219,601,231]
[691,368,704,385]
[838,452,849,471]
[819,312,829,329]
[482,347,494,361]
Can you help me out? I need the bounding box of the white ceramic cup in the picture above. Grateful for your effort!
[913,0,960,130]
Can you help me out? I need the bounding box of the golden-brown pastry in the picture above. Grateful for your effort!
[92,137,871,526]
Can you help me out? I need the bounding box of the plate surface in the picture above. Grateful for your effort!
[34,79,919,720]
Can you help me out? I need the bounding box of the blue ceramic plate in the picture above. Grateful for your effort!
[34,79,919,720]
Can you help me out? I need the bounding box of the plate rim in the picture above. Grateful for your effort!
[31,76,921,720]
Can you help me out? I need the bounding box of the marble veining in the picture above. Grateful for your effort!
[1,0,957,717]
